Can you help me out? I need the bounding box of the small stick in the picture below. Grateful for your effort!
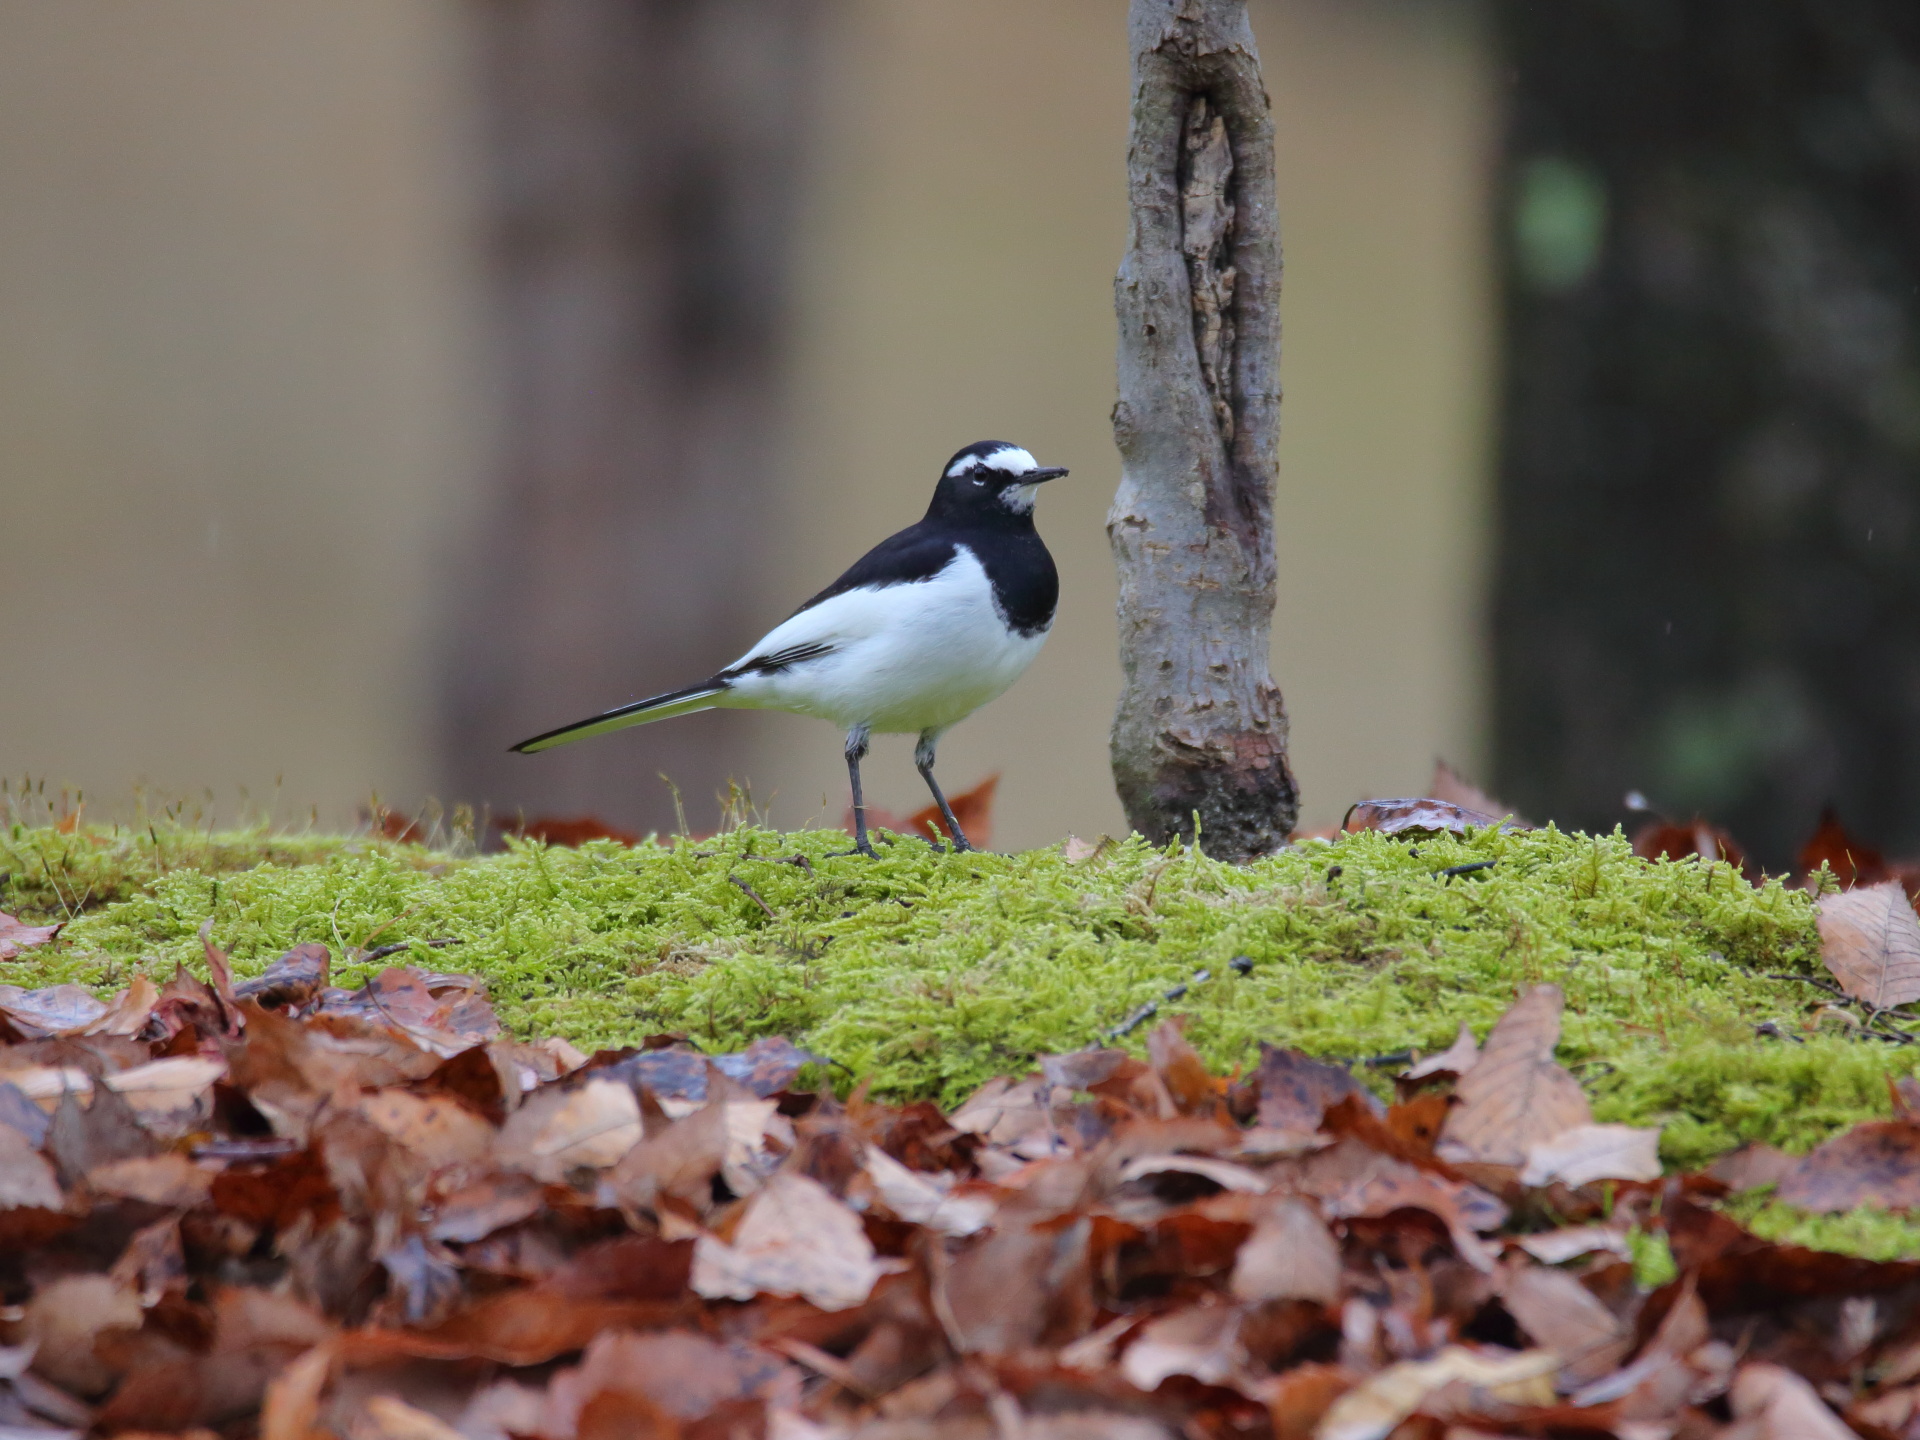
[729,874,776,920]
[1762,973,1851,999]
[362,937,462,964]
[1103,957,1249,1041]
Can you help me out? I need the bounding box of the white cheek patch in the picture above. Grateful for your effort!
[1000,483,1040,514]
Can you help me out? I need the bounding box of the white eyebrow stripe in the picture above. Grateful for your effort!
[946,445,1038,478]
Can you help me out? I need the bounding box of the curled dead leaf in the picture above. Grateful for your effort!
[1342,797,1505,837]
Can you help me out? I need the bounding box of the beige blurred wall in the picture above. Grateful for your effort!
[0,0,1494,845]
[755,0,1497,845]
[0,2,482,824]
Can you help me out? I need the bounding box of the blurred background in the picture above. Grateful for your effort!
[0,0,1913,870]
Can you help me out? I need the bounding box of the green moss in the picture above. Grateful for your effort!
[1719,1190,1920,1262]
[1627,1226,1679,1288]
[3,819,1912,1167]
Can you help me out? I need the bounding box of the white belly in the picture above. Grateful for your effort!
[721,547,1049,734]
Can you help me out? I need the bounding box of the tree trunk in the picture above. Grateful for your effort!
[441,0,817,837]
[1110,0,1298,861]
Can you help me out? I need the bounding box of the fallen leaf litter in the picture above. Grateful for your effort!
[5,937,1920,1438]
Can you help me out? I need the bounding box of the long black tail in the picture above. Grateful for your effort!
[509,681,728,754]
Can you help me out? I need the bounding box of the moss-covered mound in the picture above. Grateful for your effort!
[3,817,1910,1171]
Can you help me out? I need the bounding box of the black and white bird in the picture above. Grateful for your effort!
[510,440,1067,855]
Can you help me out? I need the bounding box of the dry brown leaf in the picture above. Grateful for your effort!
[88,1153,214,1208]
[601,1095,729,1211]
[1119,1304,1243,1390]
[1499,1264,1631,1385]
[1315,1347,1558,1440]
[200,918,238,1002]
[0,983,108,1037]
[1706,1143,1798,1192]
[938,1216,1091,1354]
[1230,1197,1342,1304]
[0,1117,64,1208]
[104,1056,227,1115]
[258,1344,332,1440]
[544,1329,798,1434]
[1519,1122,1663,1188]
[1438,984,1590,1165]
[1402,1022,1478,1083]
[1567,1277,1710,1413]
[497,1077,641,1179]
[1321,1157,1507,1273]
[1146,1020,1220,1116]
[1428,761,1529,826]
[1062,835,1104,864]
[351,1395,465,1440]
[0,910,63,961]
[1817,881,1920,1008]
[24,1273,143,1396]
[1726,1362,1854,1438]
[353,1090,495,1171]
[948,1076,1054,1149]
[1632,815,1751,873]
[1116,1153,1268,1194]
[1773,1119,1920,1212]
[691,1171,890,1311]
[1248,1044,1378,1132]
[863,1144,995,1237]
[85,976,160,1037]
[1342,797,1504,837]
[233,945,332,1012]
[1513,1225,1630,1264]
[426,1172,544,1244]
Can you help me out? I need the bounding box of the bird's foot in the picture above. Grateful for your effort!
[825,840,881,859]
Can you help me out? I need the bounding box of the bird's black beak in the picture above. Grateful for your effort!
[1023,467,1069,483]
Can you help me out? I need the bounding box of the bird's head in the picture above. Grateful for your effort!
[931,441,1068,521]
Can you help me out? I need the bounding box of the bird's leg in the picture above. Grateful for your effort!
[838,725,878,859]
[914,730,972,852]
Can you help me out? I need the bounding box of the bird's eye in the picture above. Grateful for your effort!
[971,476,985,486]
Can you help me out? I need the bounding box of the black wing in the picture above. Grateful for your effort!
[788,521,958,617]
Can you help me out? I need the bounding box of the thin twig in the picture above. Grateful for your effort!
[729,874,776,920]
[1103,957,1250,1041]
[361,937,462,965]
[1762,973,1849,998]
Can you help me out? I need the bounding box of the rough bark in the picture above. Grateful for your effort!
[442,0,816,835]
[1110,0,1298,861]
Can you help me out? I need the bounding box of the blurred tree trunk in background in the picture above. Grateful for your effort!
[1494,1,1920,866]
[442,0,816,835]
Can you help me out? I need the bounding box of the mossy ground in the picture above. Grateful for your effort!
[3,815,1913,1181]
